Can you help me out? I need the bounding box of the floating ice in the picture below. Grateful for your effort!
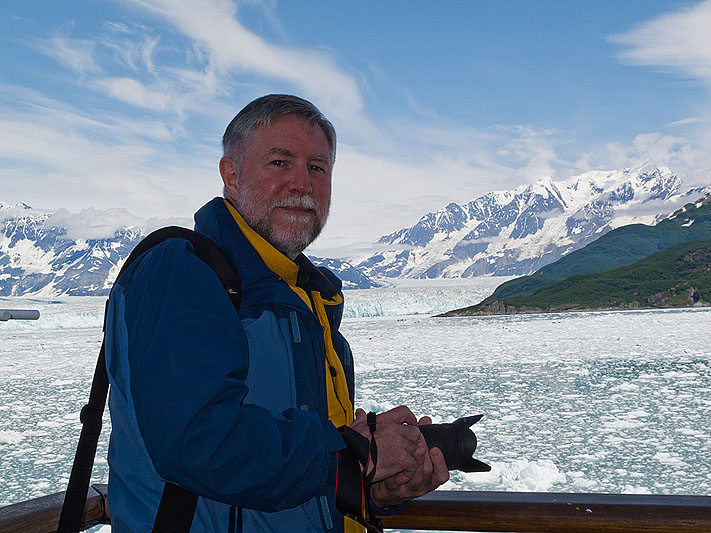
[622,485,652,494]
[571,476,599,490]
[0,430,25,445]
[653,452,687,466]
[610,383,640,392]
[465,458,567,492]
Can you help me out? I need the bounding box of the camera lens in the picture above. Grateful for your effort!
[418,415,491,473]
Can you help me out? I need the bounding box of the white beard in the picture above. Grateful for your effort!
[233,186,330,258]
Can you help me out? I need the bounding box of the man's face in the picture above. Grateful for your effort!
[221,114,332,258]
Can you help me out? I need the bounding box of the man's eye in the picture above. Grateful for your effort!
[310,164,326,173]
[270,160,285,166]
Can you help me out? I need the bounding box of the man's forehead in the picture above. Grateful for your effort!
[251,116,332,159]
[259,115,325,138]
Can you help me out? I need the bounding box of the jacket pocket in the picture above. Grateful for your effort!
[240,311,297,415]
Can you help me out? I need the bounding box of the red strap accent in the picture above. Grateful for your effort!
[335,427,384,532]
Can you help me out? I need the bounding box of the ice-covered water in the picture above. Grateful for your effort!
[350,309,711,496]
[2,280,710,523]
[0,296,107,508]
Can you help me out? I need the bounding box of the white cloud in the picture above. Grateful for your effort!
[119,0,365,124]
[42,208,193,240]
[30,29,101,75]
[605,0,711,184]
[573,153,594,173]
[98,32,160,74]
[28,19,223,121]
[30,1,373,139]
[602,132,706,174]
[95,77,173,112]
[603,142,628,171]
[103,21,132,34]
[610,1,711,83]
[495,125,560,185]
[0,203,38,221]
[47,208,142,240]
[665,116,704,127]
[0,86,220,223]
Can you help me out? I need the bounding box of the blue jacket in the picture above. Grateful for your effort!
[106,198,357,532]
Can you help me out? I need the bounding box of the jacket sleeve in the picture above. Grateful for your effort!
[106,238,344,511]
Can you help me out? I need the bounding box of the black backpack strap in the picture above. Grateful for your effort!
[152,482,200,532]
[58,227,240,532]
[125,226,241,307]
[57,335,110,532]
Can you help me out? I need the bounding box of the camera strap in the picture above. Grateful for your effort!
[363,412,382,530]
[365,411,378,483]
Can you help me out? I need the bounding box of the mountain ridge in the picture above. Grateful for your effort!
[353,161,709,280]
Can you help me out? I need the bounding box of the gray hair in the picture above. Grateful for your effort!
[222,94,337,166]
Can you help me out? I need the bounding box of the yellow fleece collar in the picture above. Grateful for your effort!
[224,199,302,287]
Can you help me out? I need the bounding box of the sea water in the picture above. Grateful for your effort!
[1,279,710,527]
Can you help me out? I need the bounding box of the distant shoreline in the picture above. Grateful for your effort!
[437,301,711,317]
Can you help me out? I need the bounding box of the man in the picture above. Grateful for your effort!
[105,94,447,532]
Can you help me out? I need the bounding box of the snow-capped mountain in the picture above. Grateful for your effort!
[0,203,144,296]
[0,204,377,296]
[307,257,379,290]
[355,161,711,279]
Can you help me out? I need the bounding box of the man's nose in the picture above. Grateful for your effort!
[288,165,313,194]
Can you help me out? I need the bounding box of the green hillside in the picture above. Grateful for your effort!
[487,194,711,301]
[442,239,711,316]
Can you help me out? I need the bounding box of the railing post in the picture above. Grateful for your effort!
[0,309,40,321]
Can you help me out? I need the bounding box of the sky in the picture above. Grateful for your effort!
[1,0,710,256]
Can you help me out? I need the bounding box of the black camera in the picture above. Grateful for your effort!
[418,414,490,472]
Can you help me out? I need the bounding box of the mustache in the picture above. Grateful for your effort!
[270,195,320,212]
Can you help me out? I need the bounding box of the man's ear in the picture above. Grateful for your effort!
[219,156,239,199]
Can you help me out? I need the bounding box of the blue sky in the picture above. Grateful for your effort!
[1,0,710,254]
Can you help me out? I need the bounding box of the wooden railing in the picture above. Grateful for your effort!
[0,485,106,533]
[382,490,711,532]
[1,485,710,532]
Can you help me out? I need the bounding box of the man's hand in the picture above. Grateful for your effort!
[349,406,427,483]
[370,416,449,508]
[349,407,449,507]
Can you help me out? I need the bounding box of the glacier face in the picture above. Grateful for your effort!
[354,161,710,279]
